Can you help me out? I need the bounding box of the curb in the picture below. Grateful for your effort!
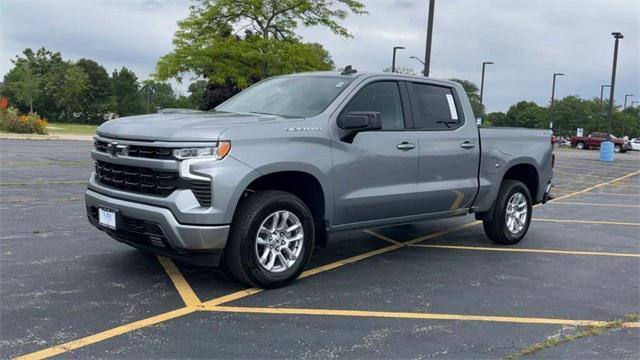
[0,132,93,141]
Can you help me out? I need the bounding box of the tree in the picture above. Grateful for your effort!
[156,0,364,88]
[111,67,144,117]
[484,111,507,127]
[140,81,179,112]
[200,80,241,110]
[188,80,208,109]
[51,64,89,121]
[76,59,112,122]
[450,79,483,119]
[505,101,547,128]
[4,62,38,113]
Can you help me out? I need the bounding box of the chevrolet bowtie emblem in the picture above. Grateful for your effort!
[107,141,128,157]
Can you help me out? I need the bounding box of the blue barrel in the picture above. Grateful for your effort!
[599,141,614,162]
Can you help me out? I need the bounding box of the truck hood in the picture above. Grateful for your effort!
[97,111,291,142]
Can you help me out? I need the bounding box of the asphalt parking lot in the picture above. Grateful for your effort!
[1,139,639,359]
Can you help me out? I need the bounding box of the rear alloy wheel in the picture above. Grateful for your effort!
[614,144,621,153]
[483,180,532,245]
[225,190,314,288]
[576,142,585,150]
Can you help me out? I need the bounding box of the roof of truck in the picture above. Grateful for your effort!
[283,70,457,87]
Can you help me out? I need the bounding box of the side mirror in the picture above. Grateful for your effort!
[337,111,382,142]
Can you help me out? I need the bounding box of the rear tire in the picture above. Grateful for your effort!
[483,180,532,245]
[225,190,314,288]
[614,144,621,153]
[576,142,585,150]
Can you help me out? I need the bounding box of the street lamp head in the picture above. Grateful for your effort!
[611,32,623,39]
[554,73,564,76]
[394,46,405,50]
[483,61,494,65]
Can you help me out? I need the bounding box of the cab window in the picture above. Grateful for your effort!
[341,81,405,130]
[407,82,462,130]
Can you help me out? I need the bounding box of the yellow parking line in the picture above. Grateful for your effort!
[14,307,195,360]
[409,244,640,258]
[551,202,640,208]
[550,170,640,203]
[589,192,640,197]
[17,169,640,359]
[205,306,640,328]
[157,256,201,307]
[363,229,402,244]
[534,218,640,226]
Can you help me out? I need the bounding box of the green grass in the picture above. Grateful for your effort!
[505,313,639,359]
[47,123,98,135]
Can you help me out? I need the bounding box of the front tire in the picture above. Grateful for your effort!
[576,142,585,150]
[225,190,314,288]
[483,180,532,245]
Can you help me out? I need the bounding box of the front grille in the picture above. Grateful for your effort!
[95,160,177,196]
[94,140,174,160]
[94,160,212,206]
[127,145,173,159]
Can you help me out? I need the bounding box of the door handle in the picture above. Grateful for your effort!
[397,142,416,151]
[460,141,475,149]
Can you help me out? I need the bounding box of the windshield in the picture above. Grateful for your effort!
[216,76,353,118]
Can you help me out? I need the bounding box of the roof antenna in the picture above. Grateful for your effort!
[341,65,357,75]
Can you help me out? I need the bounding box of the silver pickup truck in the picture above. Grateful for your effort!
[86,70,554,288]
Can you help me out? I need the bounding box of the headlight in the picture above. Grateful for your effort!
[173,141,231,160]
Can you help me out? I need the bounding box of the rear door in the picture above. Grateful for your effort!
[405,81,480,214]
[331,80,420,226]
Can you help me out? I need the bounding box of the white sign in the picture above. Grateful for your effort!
[577,128,584,137]
[445,94,458,120]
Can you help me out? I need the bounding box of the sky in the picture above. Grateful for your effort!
[1,0,639,113]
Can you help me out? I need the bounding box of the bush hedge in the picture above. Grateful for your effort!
[0,108,48,134]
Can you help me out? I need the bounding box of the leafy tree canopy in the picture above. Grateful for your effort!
[450,78,483,119]
[156,0,365,87]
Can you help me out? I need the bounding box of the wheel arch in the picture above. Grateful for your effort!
[233,167,331,246]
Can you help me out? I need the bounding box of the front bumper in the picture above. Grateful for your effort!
[86,189,229,266]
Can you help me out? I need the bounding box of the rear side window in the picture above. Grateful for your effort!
[342,81,405,130]
[407,82,462,130]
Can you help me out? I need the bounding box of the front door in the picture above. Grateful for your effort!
[331,80,419,226]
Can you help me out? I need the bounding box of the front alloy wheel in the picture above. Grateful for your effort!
[255,210,304,273]
[225,190,314,288]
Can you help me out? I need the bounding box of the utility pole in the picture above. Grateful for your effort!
[391,46,405,73]
[479,61,494,117]
[606,32,623,140]
[423,0,435,77]
[549,73,564,131]
[623,94,634,137]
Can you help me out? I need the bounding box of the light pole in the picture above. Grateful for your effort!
[423,0,435,77]
[549,73,564,131]
[606,32,623,141]
[479,61,494,118]
[410,56,426,75]
[600,84,611,105]
[392,46,405,73]
[632,101,640,137]
[623,94,634,136]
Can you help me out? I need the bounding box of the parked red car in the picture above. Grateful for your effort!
[570,132,629,153]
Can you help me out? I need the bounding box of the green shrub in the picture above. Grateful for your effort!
[0,108,48,134]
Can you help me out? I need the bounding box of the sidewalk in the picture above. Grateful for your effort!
[0,132,93,141]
